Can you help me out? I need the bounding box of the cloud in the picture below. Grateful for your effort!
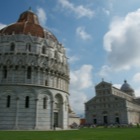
[69,65,94,114]
[69,90,88,115]
[132,73,140,82]
[0,23,6,29]
[113,84,121,89]
[36,7,47,26]
[68,55,80,64]
[70,65,93,90]
[102,8,110,16]
[58,0,94,19]
[135,88,140,97]
[104,9,140,70]
[98,65,112,78]
[76,26,92,40]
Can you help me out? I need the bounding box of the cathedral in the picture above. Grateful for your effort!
[85,80,140,125]
[0,8,70,130]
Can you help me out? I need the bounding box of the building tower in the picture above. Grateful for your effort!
[0,8,70,130]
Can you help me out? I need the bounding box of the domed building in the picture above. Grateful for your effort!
[85,80,140,125]
[0,8,70,130]
[120,80,135,97]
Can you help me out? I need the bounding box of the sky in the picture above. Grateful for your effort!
[1,0,140,116]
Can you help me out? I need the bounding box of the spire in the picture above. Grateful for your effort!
[28,6,32,12]
[124,80,127,83]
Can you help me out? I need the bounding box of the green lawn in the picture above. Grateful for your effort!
[0,128,140,140]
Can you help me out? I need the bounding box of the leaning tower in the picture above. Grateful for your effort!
[0,8,70,130]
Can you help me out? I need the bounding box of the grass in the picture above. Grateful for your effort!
[0,127,140,140]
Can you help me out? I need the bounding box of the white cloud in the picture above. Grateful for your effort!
[113,84,121,89]
[104,8,140,70]
[135,88,140,97]
[68,55,80,64]
[76,26,92,40]
[99,65,112,78]
[0,23,6,29]
[69,91,88,115]
[133,73,140,82]
[58,0,94,19]
[36,7,47,26]
[102,8,110,16]
[70,65,93,90]
[69,65,94,114]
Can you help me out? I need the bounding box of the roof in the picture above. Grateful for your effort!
[120,80,134,93]
[0,8,58,42]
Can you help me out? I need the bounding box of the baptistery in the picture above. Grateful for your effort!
[0,8,70,130]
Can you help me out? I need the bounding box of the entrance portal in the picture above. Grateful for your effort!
[54,112,58,127]
[115,117,120,124]
[93,118,97,124]
[103,116,108,124]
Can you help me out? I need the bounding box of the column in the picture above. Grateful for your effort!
[37,68,40,85]
[31,66,33,84]
[24,66,27,83]
[12,66,15,84]
[42,69,45,86]
[14,97,19,129]
[34,98,39,129]
[50,100,54,129]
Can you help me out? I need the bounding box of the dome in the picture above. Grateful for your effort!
[120,80,134,96]
[0,8,57,42]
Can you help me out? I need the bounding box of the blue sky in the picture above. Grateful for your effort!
[1,0,140,116]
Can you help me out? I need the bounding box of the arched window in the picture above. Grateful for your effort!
[54,51,57,58]
[7,95,11,108]
[54,94,63,110]
[27,66,32,79]
[42,46,46,54]
[26,43,31,52]
[3,66,7,79]
[43,97,47,109]
[25,96,29,108]
[45,80,48,86]
[10,43,15,51]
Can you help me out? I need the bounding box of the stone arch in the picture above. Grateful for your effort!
[53,93,63,128]
[0,88,17,116]
[0,87,17,129]
[54,94,63,106]
[17,87,36,122]
[38,89,53,109]
[18,88,36,101]
[35,90,53,129]
[0,87,17,98]
[38,89,53,100]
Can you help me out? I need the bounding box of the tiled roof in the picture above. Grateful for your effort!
[0,9,57,42]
